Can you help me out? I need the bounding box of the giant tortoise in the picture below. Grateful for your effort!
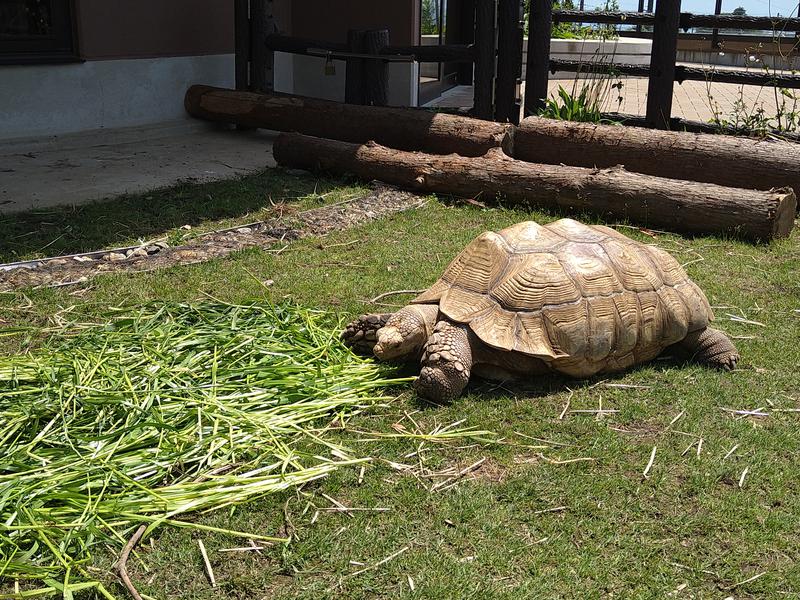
[343,218,739,402]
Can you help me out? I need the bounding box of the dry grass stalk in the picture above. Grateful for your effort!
[533,506,567,515]
[197,539,216,588]
[738,466,750,488]
[643,446,658,479]
[348,546,410,577]
[723,444,740,460]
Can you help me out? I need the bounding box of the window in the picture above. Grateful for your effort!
[0,0,77,64]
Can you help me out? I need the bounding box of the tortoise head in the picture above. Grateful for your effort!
[374,304,438,361]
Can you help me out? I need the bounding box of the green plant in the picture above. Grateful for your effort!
[0,301,419,595]
[705,61,800,136]
[540,85,603,121]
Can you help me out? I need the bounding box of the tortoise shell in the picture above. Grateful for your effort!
[412,219,713,377]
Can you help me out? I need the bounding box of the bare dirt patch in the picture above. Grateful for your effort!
[0,183,427,291]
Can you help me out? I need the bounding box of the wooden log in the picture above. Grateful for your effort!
[185,85,514,156]
[514,116,800,194]
[272,132,796,241]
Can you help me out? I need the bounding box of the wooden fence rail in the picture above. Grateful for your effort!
[551,9,800,31]
[528,3,800,128]
[550,59,800,88]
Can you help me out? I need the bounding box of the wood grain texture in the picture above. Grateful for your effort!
[185,85,514,157]
[272,132,796,241]
[515,116,800,195]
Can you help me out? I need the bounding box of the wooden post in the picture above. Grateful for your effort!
[647,0,654,12]
[364,29,390,106]
[250,0,274,92]
[524,0,552,116]
[645,0,681,129]
[235,0,250,90]
[637,0,644,33]
[495,0,525,123]
[473,0,497,120]
[458,0,477,85]
[345,29,366,104]
[711,0,723,48]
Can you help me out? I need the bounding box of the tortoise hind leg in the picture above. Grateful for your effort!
[414,320,473,402]
[675,327,739,371]
[341,313,393,354]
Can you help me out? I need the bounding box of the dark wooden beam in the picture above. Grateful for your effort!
[234,0,250,91]
[363,29,390,107]
[264,34,474,62]
[646,0,682,129]
[249,0,274,92]
[345,30,366,105]
[495,0,525,124]
[553,9,655,25]
[524,0,552,116]
[551,59,800,88]
[680,13,800,30]
[473,0,497,120]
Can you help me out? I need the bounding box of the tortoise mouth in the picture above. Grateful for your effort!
[373,327,405,360]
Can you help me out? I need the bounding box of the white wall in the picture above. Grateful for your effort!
[522,37,653,80]
[0,54,234,140]
[276,52,419,107]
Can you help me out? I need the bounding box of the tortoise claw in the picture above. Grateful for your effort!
[341,313,393,356]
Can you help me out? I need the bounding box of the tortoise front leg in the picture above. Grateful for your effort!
[414,320,473,402]
[674,326,740,371]
[341,313,393,354]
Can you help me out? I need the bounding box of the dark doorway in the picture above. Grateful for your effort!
[419,0,466,104]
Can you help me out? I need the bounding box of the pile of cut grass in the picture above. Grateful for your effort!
[0,301,411,597]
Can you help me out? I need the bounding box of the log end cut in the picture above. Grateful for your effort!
[771,187,797,240]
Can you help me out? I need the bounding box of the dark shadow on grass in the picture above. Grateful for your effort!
[0,168,350,263]
[410,352,702,409]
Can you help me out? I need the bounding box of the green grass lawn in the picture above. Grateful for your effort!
[1,168,799,599]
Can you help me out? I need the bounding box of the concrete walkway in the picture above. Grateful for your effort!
[1,121,277,214]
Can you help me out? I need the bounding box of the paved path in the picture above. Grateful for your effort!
[1,121,277,214]
[429,76,791,123]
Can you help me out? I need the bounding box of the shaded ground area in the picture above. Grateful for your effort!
[0,168,798,598]
[0,120,276,213]
[0,183,426,290]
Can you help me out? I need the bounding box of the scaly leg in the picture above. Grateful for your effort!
[341,313,393,354]
[676,327,740,371]
[414,320,473,402]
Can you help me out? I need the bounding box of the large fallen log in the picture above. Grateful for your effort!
[185,85,513,157]
[514,116,800,194]
[273,133,796,241]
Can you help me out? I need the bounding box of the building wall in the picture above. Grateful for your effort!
[0,0,422,140]
[278,0,420,107]
[289,0,418,45]
[73,0,234,59]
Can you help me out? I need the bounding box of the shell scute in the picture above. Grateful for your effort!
[412,220,711,370]
[489,252,582,312]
